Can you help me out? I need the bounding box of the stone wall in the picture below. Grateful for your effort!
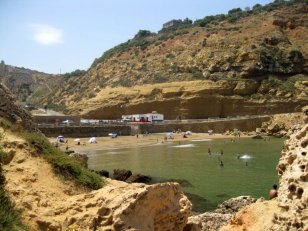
[137,116,271,134]
[38,116,270,137]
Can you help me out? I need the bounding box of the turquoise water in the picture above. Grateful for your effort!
[87,137,283,212]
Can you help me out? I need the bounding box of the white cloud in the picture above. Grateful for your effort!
[30,24,63,45]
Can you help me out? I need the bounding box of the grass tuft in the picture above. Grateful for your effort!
[21,132,103,190]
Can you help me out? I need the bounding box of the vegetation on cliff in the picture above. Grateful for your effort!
[21,132,103,190]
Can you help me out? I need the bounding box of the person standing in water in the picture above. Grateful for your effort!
[220,149,224,155]
[208,148,211,155]
[220,160,224,167]
[269,185,278,199]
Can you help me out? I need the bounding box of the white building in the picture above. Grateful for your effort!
[122,111,164,123]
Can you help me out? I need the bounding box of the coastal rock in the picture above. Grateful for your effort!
[126,174,152,183]
[96,169,110,178]
[113,169,132,181]
[214,196,257,214]
[185,196,256,231]
[261,112,305,137]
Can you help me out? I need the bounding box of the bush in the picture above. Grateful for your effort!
[21,133,103,190]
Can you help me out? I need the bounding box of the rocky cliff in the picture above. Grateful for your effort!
[42,1,307,118]
[0,83,37,132]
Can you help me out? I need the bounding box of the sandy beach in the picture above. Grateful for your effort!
[51,132,252,153]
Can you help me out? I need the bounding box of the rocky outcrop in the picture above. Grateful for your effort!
[273,109,308,230]
[113,169,152,183]
[0,83,37,132]
[214,196,257,214]
[185,196,257,231]
[261,112,305,137]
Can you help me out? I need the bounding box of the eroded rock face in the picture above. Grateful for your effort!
[261,112,305,137]
[0,83,37,132]
[185,196,256,231]
[273,121,308,230]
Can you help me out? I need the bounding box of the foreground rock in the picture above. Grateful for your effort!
[185,196,256,231]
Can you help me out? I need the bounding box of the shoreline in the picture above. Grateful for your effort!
[51,132,253,153]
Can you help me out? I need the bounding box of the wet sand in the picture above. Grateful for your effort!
[51,133,251,153]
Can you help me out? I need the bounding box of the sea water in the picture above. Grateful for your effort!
[87,137,283,212]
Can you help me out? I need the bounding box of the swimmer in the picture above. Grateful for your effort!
[269,185,278,199]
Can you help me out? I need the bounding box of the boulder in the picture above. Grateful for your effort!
[126,174,151,183]
[214,195,257,214]
[185,213,232,231]
[96,169,109,178]
[113,169,132,181]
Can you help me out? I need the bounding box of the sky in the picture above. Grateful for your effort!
[0,0,273,74]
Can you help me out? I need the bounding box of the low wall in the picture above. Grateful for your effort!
[39,125,131,138]
[137,116,271,134]
[38,117,271,137]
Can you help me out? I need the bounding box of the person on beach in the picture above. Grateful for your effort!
[269,185,278,199]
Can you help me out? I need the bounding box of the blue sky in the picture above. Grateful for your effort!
[0,0,273,74]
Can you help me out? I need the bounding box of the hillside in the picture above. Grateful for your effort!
[43,1,308,118]
[0,61,62,106]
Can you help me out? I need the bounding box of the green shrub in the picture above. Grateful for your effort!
[21,133,103,190]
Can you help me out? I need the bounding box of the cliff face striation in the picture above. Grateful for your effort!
[220,107,308,231]
[42,2,308,118]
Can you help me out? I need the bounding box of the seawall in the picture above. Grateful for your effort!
[39,116,270,137]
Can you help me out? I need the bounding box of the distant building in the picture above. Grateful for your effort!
[163,19,183,29]
[162,18,192,29]
[122,111,164,123]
